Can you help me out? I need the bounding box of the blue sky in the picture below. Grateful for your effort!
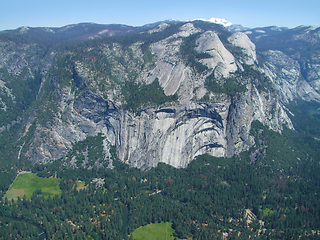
[1,0,319,31]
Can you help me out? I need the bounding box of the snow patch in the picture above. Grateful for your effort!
[192,17,233,27]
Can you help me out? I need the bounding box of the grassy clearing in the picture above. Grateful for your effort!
[75,180,86,191]
[4,173,61,200]
[130,222,181,240]
[263,208,275,216]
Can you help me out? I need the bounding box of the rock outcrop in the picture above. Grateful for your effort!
[0,21,319,169]
[261,50,320,103]
[27,82,292,169]
[228,32,257,65]
[195,31,237,77]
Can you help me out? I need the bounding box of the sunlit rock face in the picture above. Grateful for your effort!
[195,31,237,77]
[228,32,257,65]
[1,21,318,169]
[261,50,320,103]
[28,85,291,169]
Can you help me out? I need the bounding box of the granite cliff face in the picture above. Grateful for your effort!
[245,25,320,103]
[261,50,320,103]
[0,21,319,169]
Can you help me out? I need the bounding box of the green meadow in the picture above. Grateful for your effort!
[75,180,86,191]
[130,222,182,240]
[263,207,275,216]
[4,173,61,200]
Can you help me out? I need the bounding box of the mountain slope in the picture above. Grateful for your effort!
[0,20,319,171]
[245,25,320,102]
